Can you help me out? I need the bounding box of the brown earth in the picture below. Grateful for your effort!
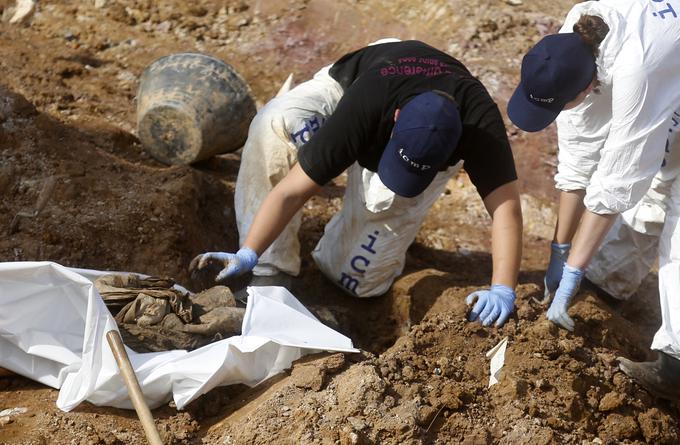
[1,1,679,444]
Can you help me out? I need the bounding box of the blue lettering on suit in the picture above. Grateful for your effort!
[651,0,678,19]
[290,115,325,145]
[338,230,380,294]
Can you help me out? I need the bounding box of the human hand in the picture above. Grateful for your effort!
[189,247,258,282]
[543,242,571,303]
[466,284,516,327]
[546,263,584,331]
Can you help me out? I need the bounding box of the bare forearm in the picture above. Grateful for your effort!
[554,190,586,244]
[243,163,321,255]
[243,191,305,254]
[567,210,616,269]
[484,181,523,289]
[490,202,522,288]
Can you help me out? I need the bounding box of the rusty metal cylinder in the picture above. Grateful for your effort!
[136,53,256,165]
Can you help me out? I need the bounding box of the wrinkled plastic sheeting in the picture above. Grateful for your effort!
[0,262,358,411]
[485,336,508,388]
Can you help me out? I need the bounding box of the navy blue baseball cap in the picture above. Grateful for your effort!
[508,33,596,132]
[378,92,462,198]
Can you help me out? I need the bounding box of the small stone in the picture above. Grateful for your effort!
[598,391,625,412]
[4,0,36,24]
[347,416,366,431]
[0,407,28,417]
[497,375,529,399]
[535,379,551,391]
[638,408,680,443]
[383,395,396,408]
[598,413,640,441]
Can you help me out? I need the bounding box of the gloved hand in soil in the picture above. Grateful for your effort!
[189,247,259,282]
[543,242,571,302]
[546,263,584,331]
[466,284,515,327]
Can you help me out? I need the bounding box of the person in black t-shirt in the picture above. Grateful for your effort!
[191,39,522,327]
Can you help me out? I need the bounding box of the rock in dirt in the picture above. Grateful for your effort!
[291,352,347,391]
[598,391,625,412]
[495,374,529,399]
[0,407,27,418]
[637,408,680,444]
[500,418,554,445]
[0,86,37,121]
[598,413,640,441]
[336,364,386,413]
[2,0,35,24]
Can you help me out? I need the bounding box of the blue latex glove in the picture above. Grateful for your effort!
[546,263,584,331]
[189,247,259,282]
[544,242,571,301]
[466,284,516,327]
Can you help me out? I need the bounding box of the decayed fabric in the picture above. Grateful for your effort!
[96,274,192,324]
[95,274,245,351]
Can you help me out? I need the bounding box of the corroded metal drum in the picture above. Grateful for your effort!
[136,53,256,165]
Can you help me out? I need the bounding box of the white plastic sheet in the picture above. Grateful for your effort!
[485,336,508,388]
[0,261,358,411]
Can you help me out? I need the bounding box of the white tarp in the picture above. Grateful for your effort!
[485,336,508,388]
[0,261,358,411]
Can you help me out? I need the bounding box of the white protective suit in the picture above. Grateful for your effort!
[553,0,680,358]
[234,39,462,298]
[588,111,680,299]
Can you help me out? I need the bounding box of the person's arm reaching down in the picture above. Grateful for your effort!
[467,180,523,327]
[546,209,616,330]
[543,189,586,300]
[242,163,322,254]
[190,163,322,281]
[486,180,523,288]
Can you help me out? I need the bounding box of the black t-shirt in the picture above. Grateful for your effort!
[296,40,517,199]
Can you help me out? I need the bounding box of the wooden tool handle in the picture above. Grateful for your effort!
[106,330,164,445]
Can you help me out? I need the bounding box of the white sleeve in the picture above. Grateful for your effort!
[554,88,613,192]
[583,46,668,215]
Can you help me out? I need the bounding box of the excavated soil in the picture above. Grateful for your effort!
[1,1,679,444]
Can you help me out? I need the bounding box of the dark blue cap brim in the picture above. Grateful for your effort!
[378,140,439,198]
[507,81,563,133]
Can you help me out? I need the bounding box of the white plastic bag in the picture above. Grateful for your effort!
[0,262,357,411]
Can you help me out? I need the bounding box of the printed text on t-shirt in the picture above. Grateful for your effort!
[380,57,455,77]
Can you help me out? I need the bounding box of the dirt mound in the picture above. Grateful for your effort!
[0,84,237,284]
[200,281,680,445]
[2,0,680,444]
